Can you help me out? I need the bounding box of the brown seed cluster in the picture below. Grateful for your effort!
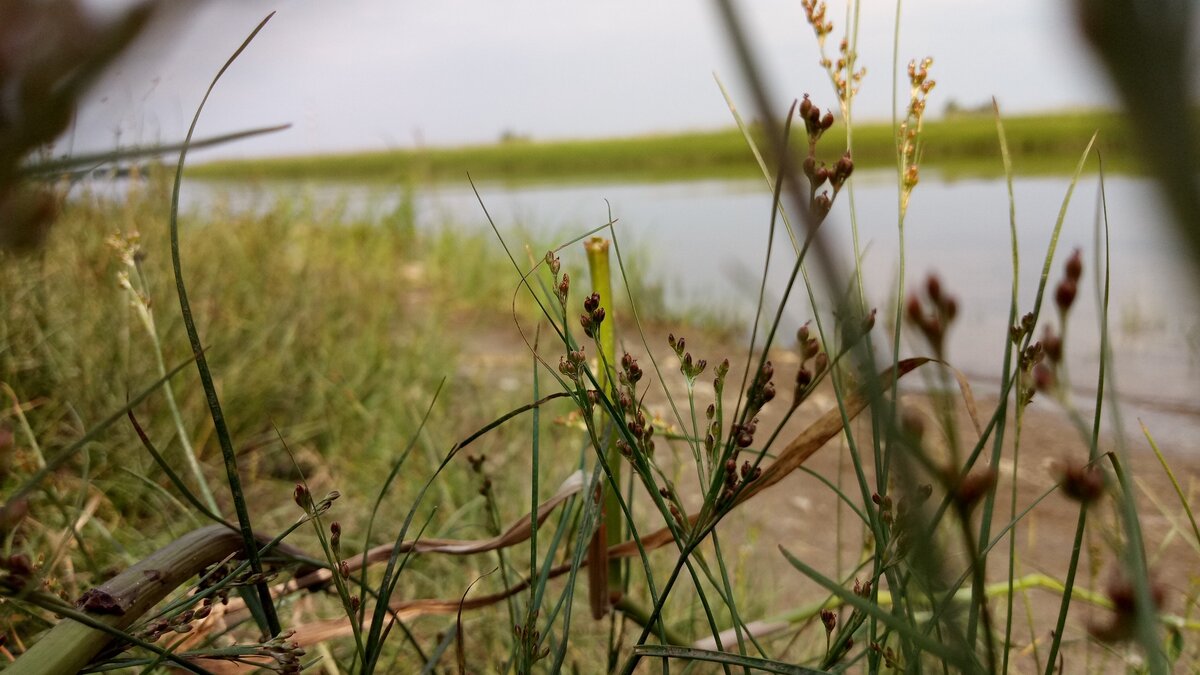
[703,359,732,464]
[1012,248,1085,400]
[801,0,833,40]
[906,273,958,357]
[514,610,552,664]
[1055,248,1084,314]
[801,1,866,104]
[792,323,830,409]
[745,360,776,420]
[669,333,707,382]
[292,485,339,517]
[717,453,762,506]
[798,95,855,220]
[545,251,570,311]
[557,347,587,384]
[949,467,998,511]
[1055,459,1106,504]
[580,292,606,338]
[1088,570,1167,643]
[899,57,936,210]
[614,352,655,458]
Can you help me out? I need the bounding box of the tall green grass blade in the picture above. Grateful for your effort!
[520,330,547,672]
[1092,158,1166,672]
[549,463,605,673]
[455,569,495,674]
[20,124,291,178]
[126,258,219,514]
[988,98,1023,675]
[708,532,754,665]
[1141,421,1200,551]
[166,11,281,637]
[1042,152,1090,674]
[529,335,542,584]
[127,411,232,530]
[713,75,800,254]
[1027,132,1097,324]
[976,130,1093,669]
[375,509,439,658]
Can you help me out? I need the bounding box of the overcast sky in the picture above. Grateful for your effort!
[66,0,1189,159]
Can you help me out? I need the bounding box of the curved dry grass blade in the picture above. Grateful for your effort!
[250,472,584,604]
[632,645,830,674]
[259,573,557,649]
[456,569,495,674]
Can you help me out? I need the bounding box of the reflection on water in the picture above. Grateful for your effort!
[154,171,1200,447]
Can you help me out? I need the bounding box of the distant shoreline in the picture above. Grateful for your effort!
[190,110,1143,184]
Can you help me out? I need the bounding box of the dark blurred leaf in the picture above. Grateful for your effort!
[1076,0,1200,261]
[0,0,155,252]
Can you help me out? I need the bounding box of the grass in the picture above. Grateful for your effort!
[189,110,1149,185]
[3,2,1199,673]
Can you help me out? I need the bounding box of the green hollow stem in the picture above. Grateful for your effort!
[585,237,623,602]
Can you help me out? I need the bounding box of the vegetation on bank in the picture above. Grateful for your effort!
[0,184,620,669]
[190,110,1144,184]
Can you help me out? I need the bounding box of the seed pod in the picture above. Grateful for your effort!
[293,484,311,511]
[1057,460,1105,504]
[926,274,942,302]
[1055,279,1077,312]
[1065,248,1083,282]
[836,152,854,181]
[821,609,837,633]
[953,468,998,510]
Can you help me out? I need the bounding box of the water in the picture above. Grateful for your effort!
[165,171,1200,447]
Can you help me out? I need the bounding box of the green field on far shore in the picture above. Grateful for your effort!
[191,109,1146,184]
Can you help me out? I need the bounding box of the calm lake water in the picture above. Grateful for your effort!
[173,171,1199,448]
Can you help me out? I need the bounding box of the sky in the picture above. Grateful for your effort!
[65,0,1189,160]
